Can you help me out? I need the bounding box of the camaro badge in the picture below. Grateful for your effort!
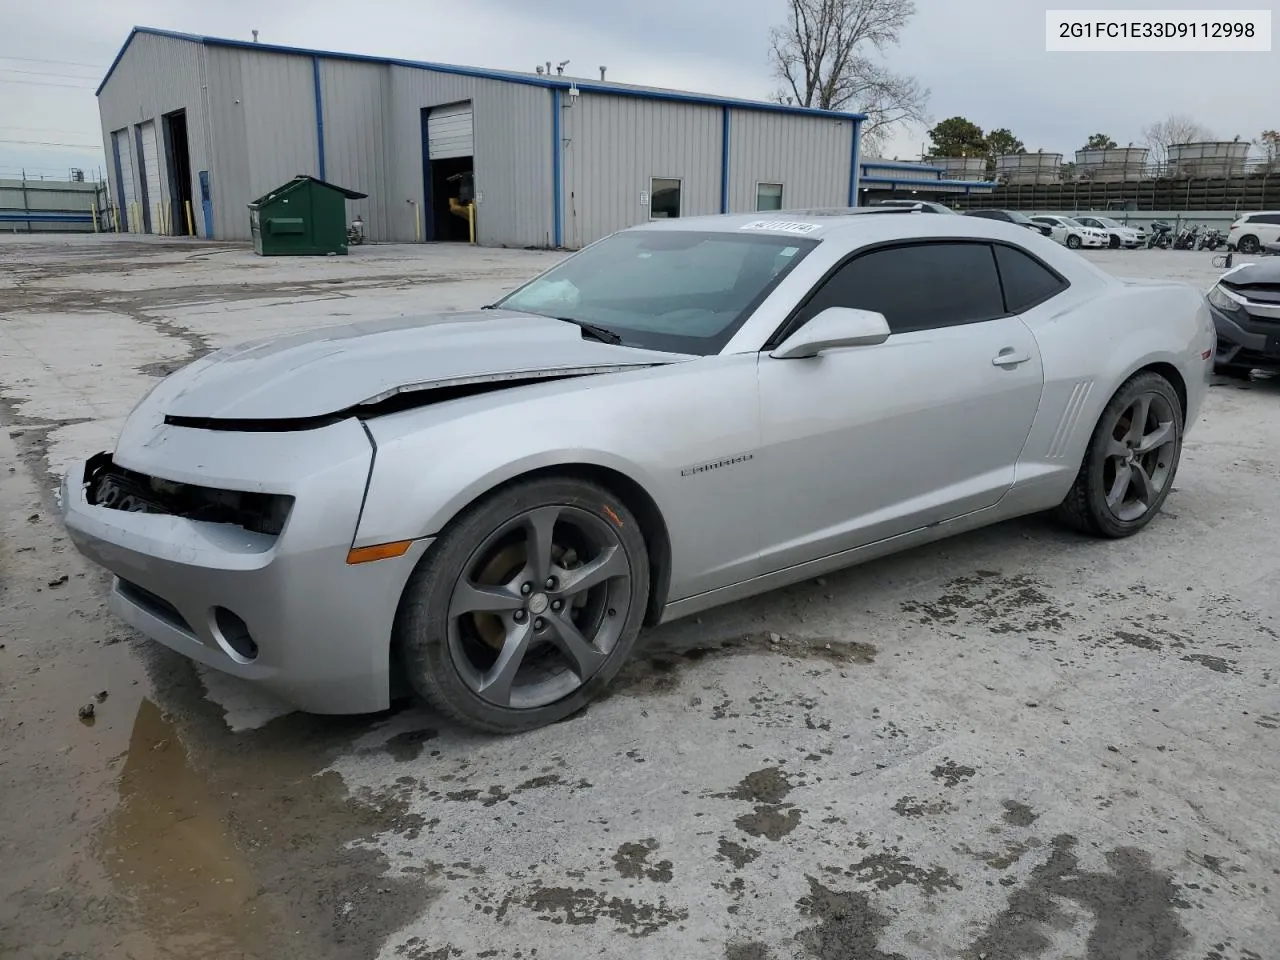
[681,453,754,477]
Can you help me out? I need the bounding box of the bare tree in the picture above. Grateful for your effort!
[1142,113,1213,169]
[769,0,930,153]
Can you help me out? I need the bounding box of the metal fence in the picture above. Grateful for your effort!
[0,176,112,233]
[951,169,1280,214]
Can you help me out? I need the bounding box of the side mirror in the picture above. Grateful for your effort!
[770,307,891,360]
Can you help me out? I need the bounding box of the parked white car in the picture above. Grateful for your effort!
[1226,211,1280,255]
[1029,215,1109,250]
[1074,216,1146,249]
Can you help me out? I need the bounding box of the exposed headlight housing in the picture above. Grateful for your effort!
[1207,284,1244,315]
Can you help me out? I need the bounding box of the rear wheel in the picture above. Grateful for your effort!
[395,476,650,733]
[1238,235,1261,254]
[1067,234,1082,250]
[1054,372,1183,538]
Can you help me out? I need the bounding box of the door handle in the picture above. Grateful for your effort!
[992,349,1032,367]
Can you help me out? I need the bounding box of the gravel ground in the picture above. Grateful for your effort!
[1,234,1277,960]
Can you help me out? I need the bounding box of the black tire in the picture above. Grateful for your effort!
[1109,234,1121,249]
[395,476,650,734]
[1067,234,1082,250]
[1238,235,1261,254]
[1054,372,1183,539]
[1214,364,1253,380]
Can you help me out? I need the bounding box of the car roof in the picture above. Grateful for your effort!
[623,208,1076,246]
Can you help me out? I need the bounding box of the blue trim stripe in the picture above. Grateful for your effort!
[858,175,998,188]
[720,107,730,214]
[848,120,860,207]
[312,56,326,180]
[551,89,562,248]
[98,26,867,123]
[862,159,945,172]
[0,212,96,223]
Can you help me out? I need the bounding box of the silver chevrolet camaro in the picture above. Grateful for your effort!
[61,209,1216,733]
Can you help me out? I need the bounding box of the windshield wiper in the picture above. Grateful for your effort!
[550,316,624,345]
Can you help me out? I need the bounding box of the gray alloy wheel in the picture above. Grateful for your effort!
[395,476,650,733]
[1055,371,1183,538]
[1067,234,1082,249]
[1237,235,1261,254]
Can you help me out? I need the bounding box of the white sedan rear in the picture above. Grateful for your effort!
[1030,215,1109,250]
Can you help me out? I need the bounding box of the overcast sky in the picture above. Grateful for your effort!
[1,0,1274,181]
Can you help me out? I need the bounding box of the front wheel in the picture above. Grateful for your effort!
[1067,234,1082,249]
[1054,372,1183,538]
[395,476,651,733]
[1109,235,1121,249]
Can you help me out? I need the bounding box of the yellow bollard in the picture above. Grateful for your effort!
[184,200,194,237]
[91,204,99,233]
[468,202,476,244]
[155,202,162,235]
[112,204,119,233]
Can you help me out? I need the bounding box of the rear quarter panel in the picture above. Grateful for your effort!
[1011,279,1213,506]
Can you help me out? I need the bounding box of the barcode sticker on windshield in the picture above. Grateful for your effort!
[780,246,799,257]
[740,220,821,234]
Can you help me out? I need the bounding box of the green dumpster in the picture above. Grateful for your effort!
[248,175,367,256]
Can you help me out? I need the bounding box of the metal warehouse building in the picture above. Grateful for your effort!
[97,27,865,249]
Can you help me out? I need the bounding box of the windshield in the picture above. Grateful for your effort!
[1092,217,1121,227]
[495,229,818,355]
[1005,211,1035,225]
[1061,217,1086,228]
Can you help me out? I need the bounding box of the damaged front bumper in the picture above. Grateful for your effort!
[59,417,430,714]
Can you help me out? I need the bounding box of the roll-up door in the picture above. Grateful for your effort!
[112,128,139,231]
[139,121,164,233]
[427,103,473,159]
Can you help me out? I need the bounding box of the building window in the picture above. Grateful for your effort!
[756,182,783,211]
[650,178,681,219]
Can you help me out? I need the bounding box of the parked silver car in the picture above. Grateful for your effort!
[61,209,1215,732]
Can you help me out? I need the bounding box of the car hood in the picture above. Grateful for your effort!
[154,310,688,422]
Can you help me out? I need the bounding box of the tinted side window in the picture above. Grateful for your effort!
[1254,214,1280,225]
[797,242,1005,334]
[994,244,1068,313]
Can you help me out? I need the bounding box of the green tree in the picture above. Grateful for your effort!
[1083,133,1118,150]
[983,128,1025,176]
[927,116,985,157]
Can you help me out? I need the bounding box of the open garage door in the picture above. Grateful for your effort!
[138,120,164,234]
[112,128,139,232]
[425,102,475,242]
[427,102,473,159]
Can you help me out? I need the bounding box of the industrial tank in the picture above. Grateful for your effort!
[933,157,987,181]
[1074,147,1149,182]
[1167,141,1249,178]
[995,151,1063,185]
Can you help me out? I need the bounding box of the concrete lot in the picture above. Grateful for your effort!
[1,234,1278,960]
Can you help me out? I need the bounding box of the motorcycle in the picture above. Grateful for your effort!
[1172,223,1201,250]
[346,215,365,246]
[1145,221,1173,249]
[1196,227,1226,251]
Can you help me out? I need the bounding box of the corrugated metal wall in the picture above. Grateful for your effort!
[96,32,210,235]
[203,46,320,241]
[562,94,720,249]
[98,34,861,248]
[319,59,394,241]
[387,67,553,247]
[728,111,853,213]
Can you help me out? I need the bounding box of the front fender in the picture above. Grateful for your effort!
[350,355,764,600]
